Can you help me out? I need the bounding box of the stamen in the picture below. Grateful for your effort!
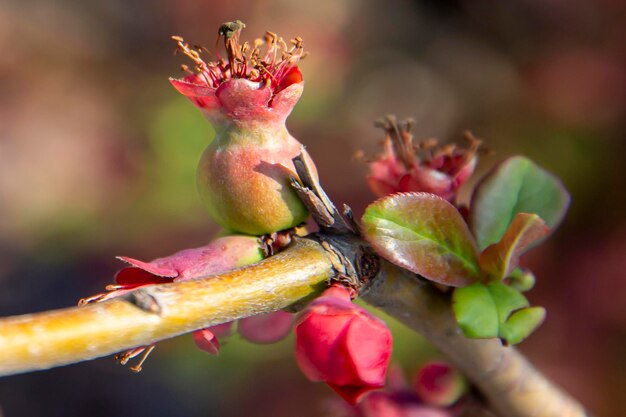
[115,345,157,372]
[129,345,156,373]
[173,22,306,91]
[116,348,139,365]
[77,294,106,305]
[374,115,416,169]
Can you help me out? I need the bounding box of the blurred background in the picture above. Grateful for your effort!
[0,0,624,416]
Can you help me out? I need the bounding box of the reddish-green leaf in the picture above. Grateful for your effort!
[470,156,570,250]
[362,192,481,286]
[479,213,549,281]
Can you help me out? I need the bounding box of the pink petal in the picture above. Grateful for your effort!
[238,311,293,344]
[208,321,234,338]
[169,77,221,111]
[270,81,303,117]
[115,236,262,286]
[116,256,178,277]
[367,177,399,198]
[169,77,217,98]
[215,78,272,117]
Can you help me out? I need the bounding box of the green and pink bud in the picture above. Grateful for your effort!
[413,361,466,407]
[170,23,316,235]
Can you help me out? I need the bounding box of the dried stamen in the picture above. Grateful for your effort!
[370,116,487,173]
[172,21,306,91]
[115,345,156,373]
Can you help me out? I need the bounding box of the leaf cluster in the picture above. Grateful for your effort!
[362,156,570,344]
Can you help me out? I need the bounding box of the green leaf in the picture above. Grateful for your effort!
[487,282,528,322]
[478,213,549,281]
[452,283,499,338]
[452,282,543,345]
[362,192,481,287]
[470,156,570,250]
[499,307,546,345]
[506,268,536,292]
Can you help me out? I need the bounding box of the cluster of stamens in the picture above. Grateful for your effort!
[172,20,306,90]
[371,115,487,172]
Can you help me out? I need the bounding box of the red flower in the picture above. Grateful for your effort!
[295,286,392,404]
[366,117,481,202]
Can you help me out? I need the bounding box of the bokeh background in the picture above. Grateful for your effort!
[0,0,624,416]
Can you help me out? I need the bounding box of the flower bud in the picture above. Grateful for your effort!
[414,362,466,407]
[295,286,392,404]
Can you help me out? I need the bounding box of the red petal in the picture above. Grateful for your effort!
[341,312,391,386]
[295,310,353,382]
[275,66,303,93]
[114,268,175,286]
[327,383,379,405]
[192,328,220,355]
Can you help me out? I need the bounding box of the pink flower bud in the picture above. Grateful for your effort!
[414,362,466,407]
[295,286,392,404]
[366,118,481,202]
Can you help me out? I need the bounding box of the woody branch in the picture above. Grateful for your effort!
[0,235,587,417]
[0,154,589,417]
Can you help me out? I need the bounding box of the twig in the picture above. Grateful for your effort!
[0,238,333,376]
[0,149,592,417]
[0,236,590,417]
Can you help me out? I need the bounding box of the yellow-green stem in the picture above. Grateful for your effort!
[0,236,590,417]
[0,237,332,376]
